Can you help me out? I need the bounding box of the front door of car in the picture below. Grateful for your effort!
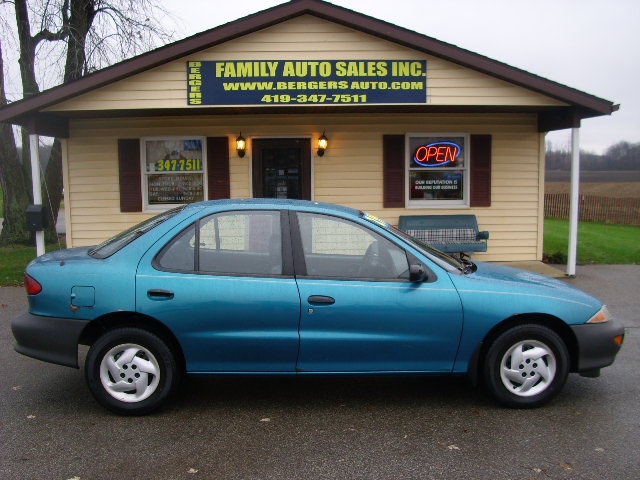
[135,210,301,373]
[292,211,464,373]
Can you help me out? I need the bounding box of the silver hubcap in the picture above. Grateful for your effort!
[499,340,556,397]
[99,343,160,403]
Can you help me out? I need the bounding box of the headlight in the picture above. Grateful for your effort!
[586,305,611,324]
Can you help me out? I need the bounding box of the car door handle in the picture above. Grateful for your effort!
[147,289,174,300]
[308,295,335,305]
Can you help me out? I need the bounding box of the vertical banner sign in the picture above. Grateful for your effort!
[187,60,427,106]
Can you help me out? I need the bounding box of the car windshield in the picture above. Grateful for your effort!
[89,206,186,259]
[359,211,469,273]
[389,225,471,271]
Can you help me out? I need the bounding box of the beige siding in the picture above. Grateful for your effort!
[47,16,565,113]
[55,15,550,261]
[65,112,544,262]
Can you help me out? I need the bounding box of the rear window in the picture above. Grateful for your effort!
[89,206,185,259]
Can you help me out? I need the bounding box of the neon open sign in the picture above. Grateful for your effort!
[413,141,461,167]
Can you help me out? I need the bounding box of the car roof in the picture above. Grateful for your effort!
[184,199,361,217]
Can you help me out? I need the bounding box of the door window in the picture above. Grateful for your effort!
[297,213,409,280]
[156,211,282,276]
[253,138,311,200]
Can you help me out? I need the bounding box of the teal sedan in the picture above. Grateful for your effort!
[12,200,624,415]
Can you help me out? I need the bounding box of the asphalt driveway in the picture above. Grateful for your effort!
[1,264,638,480]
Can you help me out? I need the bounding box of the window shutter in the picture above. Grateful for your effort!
[470,134,492,207]
[118,138,142,212]
[383,135,405,208]
[207,137,230,199]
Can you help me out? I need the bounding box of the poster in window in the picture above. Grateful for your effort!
[409,171,464,200]
[147,174,204,205]
[145,139,203,173]
[144,138,205,205]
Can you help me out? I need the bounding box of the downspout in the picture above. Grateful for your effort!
[566,127,580,276]
[29,133,45,257]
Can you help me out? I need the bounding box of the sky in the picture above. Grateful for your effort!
[160,0,640,154]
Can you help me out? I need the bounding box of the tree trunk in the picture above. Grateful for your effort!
[3,0,171,245]
[0,41,31,245]
[41,0,96,240]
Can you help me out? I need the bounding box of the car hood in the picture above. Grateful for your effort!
[452,261,602,310]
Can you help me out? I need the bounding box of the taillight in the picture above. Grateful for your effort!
[24,274,42,295]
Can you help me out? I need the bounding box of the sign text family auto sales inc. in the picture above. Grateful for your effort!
[187,60,427,106]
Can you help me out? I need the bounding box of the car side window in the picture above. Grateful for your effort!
[156,210,282,276]
[297,213,409,280]
[156,224,197,271]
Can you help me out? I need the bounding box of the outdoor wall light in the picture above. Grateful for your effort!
[236,133,246,158]
[317,132,328,157]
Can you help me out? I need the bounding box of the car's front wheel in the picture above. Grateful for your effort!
[483,324,569,408]
[85,328,179,415]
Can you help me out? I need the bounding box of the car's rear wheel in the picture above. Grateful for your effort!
[85,328,179,415]
[483,324,569,408]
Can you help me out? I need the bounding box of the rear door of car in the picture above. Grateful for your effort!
[291,211,463,373]
[135,209,301,373]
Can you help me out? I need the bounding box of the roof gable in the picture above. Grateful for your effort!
[49,15,567,113]
[0,0,617,135]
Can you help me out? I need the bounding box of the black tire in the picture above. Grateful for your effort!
[85,327,180,415]
[483,324,569,408]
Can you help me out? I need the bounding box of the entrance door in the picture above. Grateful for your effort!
[253,138,311,200]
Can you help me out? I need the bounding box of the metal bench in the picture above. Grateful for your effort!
[398,214,489,255]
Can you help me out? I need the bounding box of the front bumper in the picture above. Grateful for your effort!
[571,318,625,373]
[11,311,87,368]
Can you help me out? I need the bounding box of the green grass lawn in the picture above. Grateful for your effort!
[0,244,42,285]
[0,243,66,285]
[544,219,640,264]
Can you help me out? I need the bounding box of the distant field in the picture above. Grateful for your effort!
[545,182,639,198]
[545,170,639,198]
[546,169,640,183]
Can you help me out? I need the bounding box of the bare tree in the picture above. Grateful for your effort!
[0,40,32,244]
[0,0,175,244]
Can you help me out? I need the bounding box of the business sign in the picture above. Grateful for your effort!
[409,136,466,201]
[410,172,463,199]
[187,60,427,106]
[413,141,462,167]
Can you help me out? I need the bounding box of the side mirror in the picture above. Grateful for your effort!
[409,264,427,283]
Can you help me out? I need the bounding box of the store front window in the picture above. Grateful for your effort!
[142,137,206,209]
[407,134,469,207]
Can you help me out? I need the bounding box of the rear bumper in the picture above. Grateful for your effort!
[570,318,625,373]
[11,311,86,368]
